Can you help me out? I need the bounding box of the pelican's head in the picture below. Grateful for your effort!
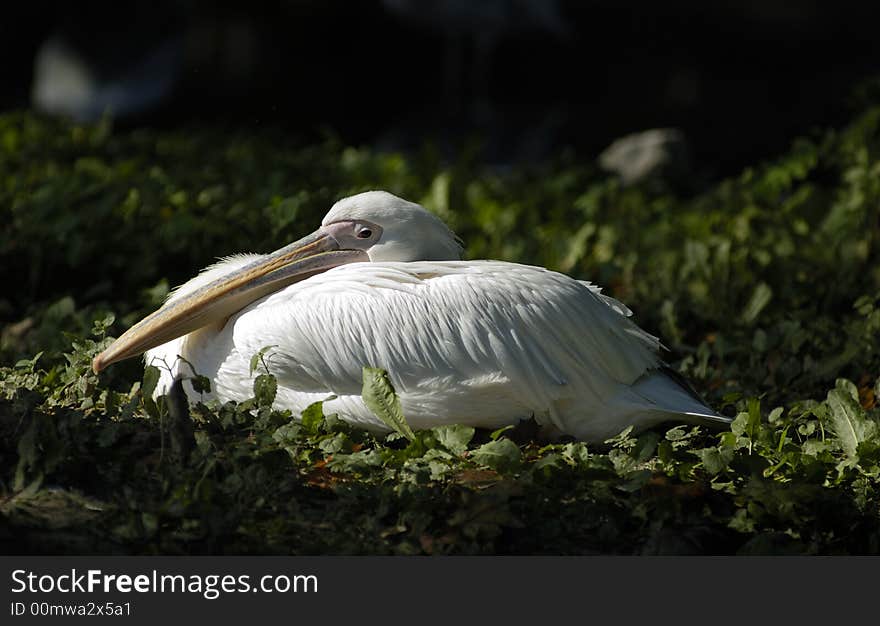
[320,191,462,262]
[92,191,462,372]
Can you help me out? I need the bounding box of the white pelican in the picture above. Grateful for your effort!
[93,190,728,441]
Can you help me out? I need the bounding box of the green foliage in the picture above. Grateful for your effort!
[471,439,522,473]
[2,104,880,554]
[361,367,415,442]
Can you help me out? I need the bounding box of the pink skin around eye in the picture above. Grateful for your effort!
[320,220,357,246]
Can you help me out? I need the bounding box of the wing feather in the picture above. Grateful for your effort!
[226,261,661,416]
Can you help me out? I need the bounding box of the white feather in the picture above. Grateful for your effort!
[148,256,724,442]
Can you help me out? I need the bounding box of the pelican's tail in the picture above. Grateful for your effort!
[631,367,731,427]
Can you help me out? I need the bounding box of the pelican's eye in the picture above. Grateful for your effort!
[356,227,373,239]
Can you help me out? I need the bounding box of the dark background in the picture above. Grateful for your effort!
[2,0,880,177]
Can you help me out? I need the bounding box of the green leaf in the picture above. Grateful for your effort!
[696,446,734,475]
[433,424,475,455]
[633,431,661,462]
[745,397,762,451]
[768,407,784,423]
[561,442,590,465]
[834,377,859,402]
[361,367,415,441]
[471,438,522,473]
[191,375,211,395]
[249,345,278,376]
[489,425,515,441]
[318,432,349,455]
[605,425,635,447]
[532,453,563,472]
[91,313,116,336]
[253,373,277,408]
[142,365,160,399]
[825,379,878,459]
[15,352,43,370]
[141,366,161,420]
[741,282,773,323]
[300,401,325,434]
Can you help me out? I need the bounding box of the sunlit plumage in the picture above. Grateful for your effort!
[96,190,728,441]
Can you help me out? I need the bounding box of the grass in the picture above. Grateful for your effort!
[1,103,880,554]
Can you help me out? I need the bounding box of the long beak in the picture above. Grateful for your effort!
[92,229,368,373]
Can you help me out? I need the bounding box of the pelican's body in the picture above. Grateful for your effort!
[96,191,728,441]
